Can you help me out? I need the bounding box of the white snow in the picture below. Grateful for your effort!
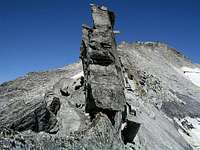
[174,117,200,150]
[84,113,89,117]
[70,71,84,80]
[121,122,127,131]
[181,67,200,87]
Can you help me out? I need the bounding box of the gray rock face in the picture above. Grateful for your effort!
[80,5,138,146]
[81,4,126,117]
[118,42,199,150]
[0,4,200,150]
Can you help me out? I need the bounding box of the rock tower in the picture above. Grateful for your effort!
[80,4,138,143]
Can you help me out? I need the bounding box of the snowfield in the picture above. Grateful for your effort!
[174,117,200,150]
[71,71,84,79]
[181,67,200,87]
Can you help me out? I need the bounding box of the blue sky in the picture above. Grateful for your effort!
[0,0,200,83]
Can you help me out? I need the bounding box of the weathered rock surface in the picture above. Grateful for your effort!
[80,5,129,141]
[0,4,200,150]
[118,42,200,150]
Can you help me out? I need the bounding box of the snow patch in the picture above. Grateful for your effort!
[71,71,84,80]
[181,67,200,87]
[174,117,200,150]
[121,122,127,131]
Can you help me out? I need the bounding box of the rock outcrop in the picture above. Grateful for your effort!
[81,4,127,138]
[0,4,200,150]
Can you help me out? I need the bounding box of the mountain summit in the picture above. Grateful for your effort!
[0,4,200,150]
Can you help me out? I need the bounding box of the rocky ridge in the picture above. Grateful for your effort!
[0,4,200,150]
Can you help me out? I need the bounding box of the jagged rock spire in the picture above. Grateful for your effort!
[81,4,126,117]
[80,5,140,145]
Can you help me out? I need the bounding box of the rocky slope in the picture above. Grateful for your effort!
[0,4,200,150]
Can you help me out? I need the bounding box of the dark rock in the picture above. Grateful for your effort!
[60,89,70,96]
[48,97,61,115]
[122,120,140,144]
[0,99,57,133]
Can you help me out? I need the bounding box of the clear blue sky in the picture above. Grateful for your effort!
[0,0,200,84]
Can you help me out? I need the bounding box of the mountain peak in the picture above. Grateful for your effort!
[0,4,200,150]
